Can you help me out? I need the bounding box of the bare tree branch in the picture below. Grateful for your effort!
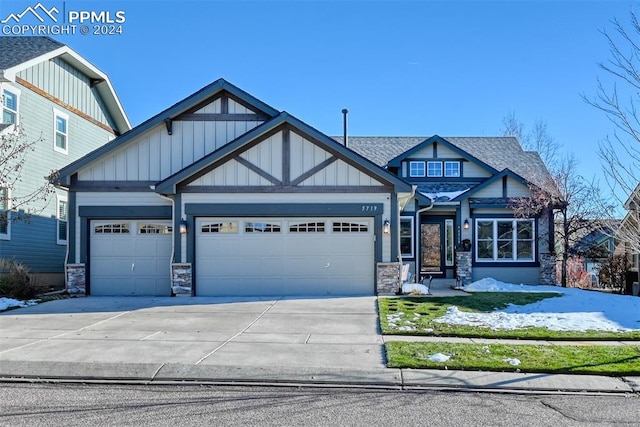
[0,125,56,227]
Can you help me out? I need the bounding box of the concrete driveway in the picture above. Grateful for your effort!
[0,296,385,370]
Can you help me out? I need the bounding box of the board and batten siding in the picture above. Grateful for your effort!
[187,130,384,188]
[77,119,264,182]
[17,58,116,130]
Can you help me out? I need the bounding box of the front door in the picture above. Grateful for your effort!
[420,217,455,278]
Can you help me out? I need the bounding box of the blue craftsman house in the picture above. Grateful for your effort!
[0,36,129,285]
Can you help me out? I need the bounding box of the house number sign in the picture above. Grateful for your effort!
[361,205,378,212]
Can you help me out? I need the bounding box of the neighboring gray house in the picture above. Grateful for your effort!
[55,79,556,297]
[0,36,130,285]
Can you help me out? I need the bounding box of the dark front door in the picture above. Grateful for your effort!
[420,217,455,278]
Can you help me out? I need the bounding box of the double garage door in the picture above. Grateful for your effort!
[89,217,375,296]
[196,217,374,296]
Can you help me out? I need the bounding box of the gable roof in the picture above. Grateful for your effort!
[0,36,63,69]
[56,78,280,186]
[155,111,412,194]
[0,36,130,134]
[336,136,551,187]
[387,135,498,174]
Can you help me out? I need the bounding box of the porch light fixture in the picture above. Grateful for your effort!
[463,219,470,230]
[179,219,188,235]
[383,219,391,234]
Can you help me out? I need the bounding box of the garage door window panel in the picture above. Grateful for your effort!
[94,223,130,234]
[289,221,326,233]
[139,224,172,234]
[332,221,368,232]
[201,221,238,233]
[245,221,281,233]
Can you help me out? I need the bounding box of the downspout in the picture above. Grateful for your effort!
[153,187,176,295]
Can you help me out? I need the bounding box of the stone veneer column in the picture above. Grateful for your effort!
[456,251,472,286]
[171,263,192,295]
[65,264,86,295]
[376,262,401,294]
[539,253,558,285]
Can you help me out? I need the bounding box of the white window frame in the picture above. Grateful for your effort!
[408,161,426,177]
[445,219,454,266]
[444,161,460,177]
[53,108,69,155]
[2,86,20,126]
[475,218,535,262]
[56,195,68,245]
[0,186,11,240]
[400,216,414,258]
[426,161,443,177]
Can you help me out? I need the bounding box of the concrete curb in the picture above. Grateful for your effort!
[0,361,636,394]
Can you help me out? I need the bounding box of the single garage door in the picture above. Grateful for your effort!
[195,217,375,296]
[90,220,173,296]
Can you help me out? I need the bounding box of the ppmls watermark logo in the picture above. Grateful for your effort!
[2,2,126,36]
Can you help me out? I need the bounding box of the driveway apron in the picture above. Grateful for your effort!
[0,296,385,370]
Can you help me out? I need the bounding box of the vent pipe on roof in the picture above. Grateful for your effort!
[342,108,349,148]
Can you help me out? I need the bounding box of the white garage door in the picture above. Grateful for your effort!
[195,217,375,296]
[90,220,173,296]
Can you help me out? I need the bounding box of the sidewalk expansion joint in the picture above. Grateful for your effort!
[195,297,283,364]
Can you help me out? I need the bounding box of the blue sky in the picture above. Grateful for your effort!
[2,0,637,186]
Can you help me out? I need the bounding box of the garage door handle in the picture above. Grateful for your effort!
[131,263,135,271]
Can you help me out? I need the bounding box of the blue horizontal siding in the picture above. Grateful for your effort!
[0,214,66,273]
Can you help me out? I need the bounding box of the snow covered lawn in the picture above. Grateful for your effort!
[380,278,640,339]
[383,278,640,375]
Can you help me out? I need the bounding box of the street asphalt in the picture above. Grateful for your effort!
[0,295,638,394]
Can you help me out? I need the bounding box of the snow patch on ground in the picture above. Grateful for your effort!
[0,297,38,311]
[435,278,640,332]
[427,353,451,362]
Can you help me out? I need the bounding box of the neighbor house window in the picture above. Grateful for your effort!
[2,89,18,125]
[444,161,460,177]
[400,217,414,258]
[56,195,67,244]
[409,161,425,177]
[53,109,69,154]
[427,161,443,177]
[476,219,535,261]
[0,187,10,239]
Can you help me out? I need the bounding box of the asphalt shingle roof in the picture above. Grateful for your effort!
[0,36,64,70]
[333,136,552,188]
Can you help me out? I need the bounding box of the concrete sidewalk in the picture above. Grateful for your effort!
[0,296,638,394]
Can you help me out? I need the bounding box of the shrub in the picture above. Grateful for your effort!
[597,254,628,293]
[0,259,40,300]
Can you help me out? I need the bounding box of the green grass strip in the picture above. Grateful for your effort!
[379,294,640,340]
[386,341,640,376]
